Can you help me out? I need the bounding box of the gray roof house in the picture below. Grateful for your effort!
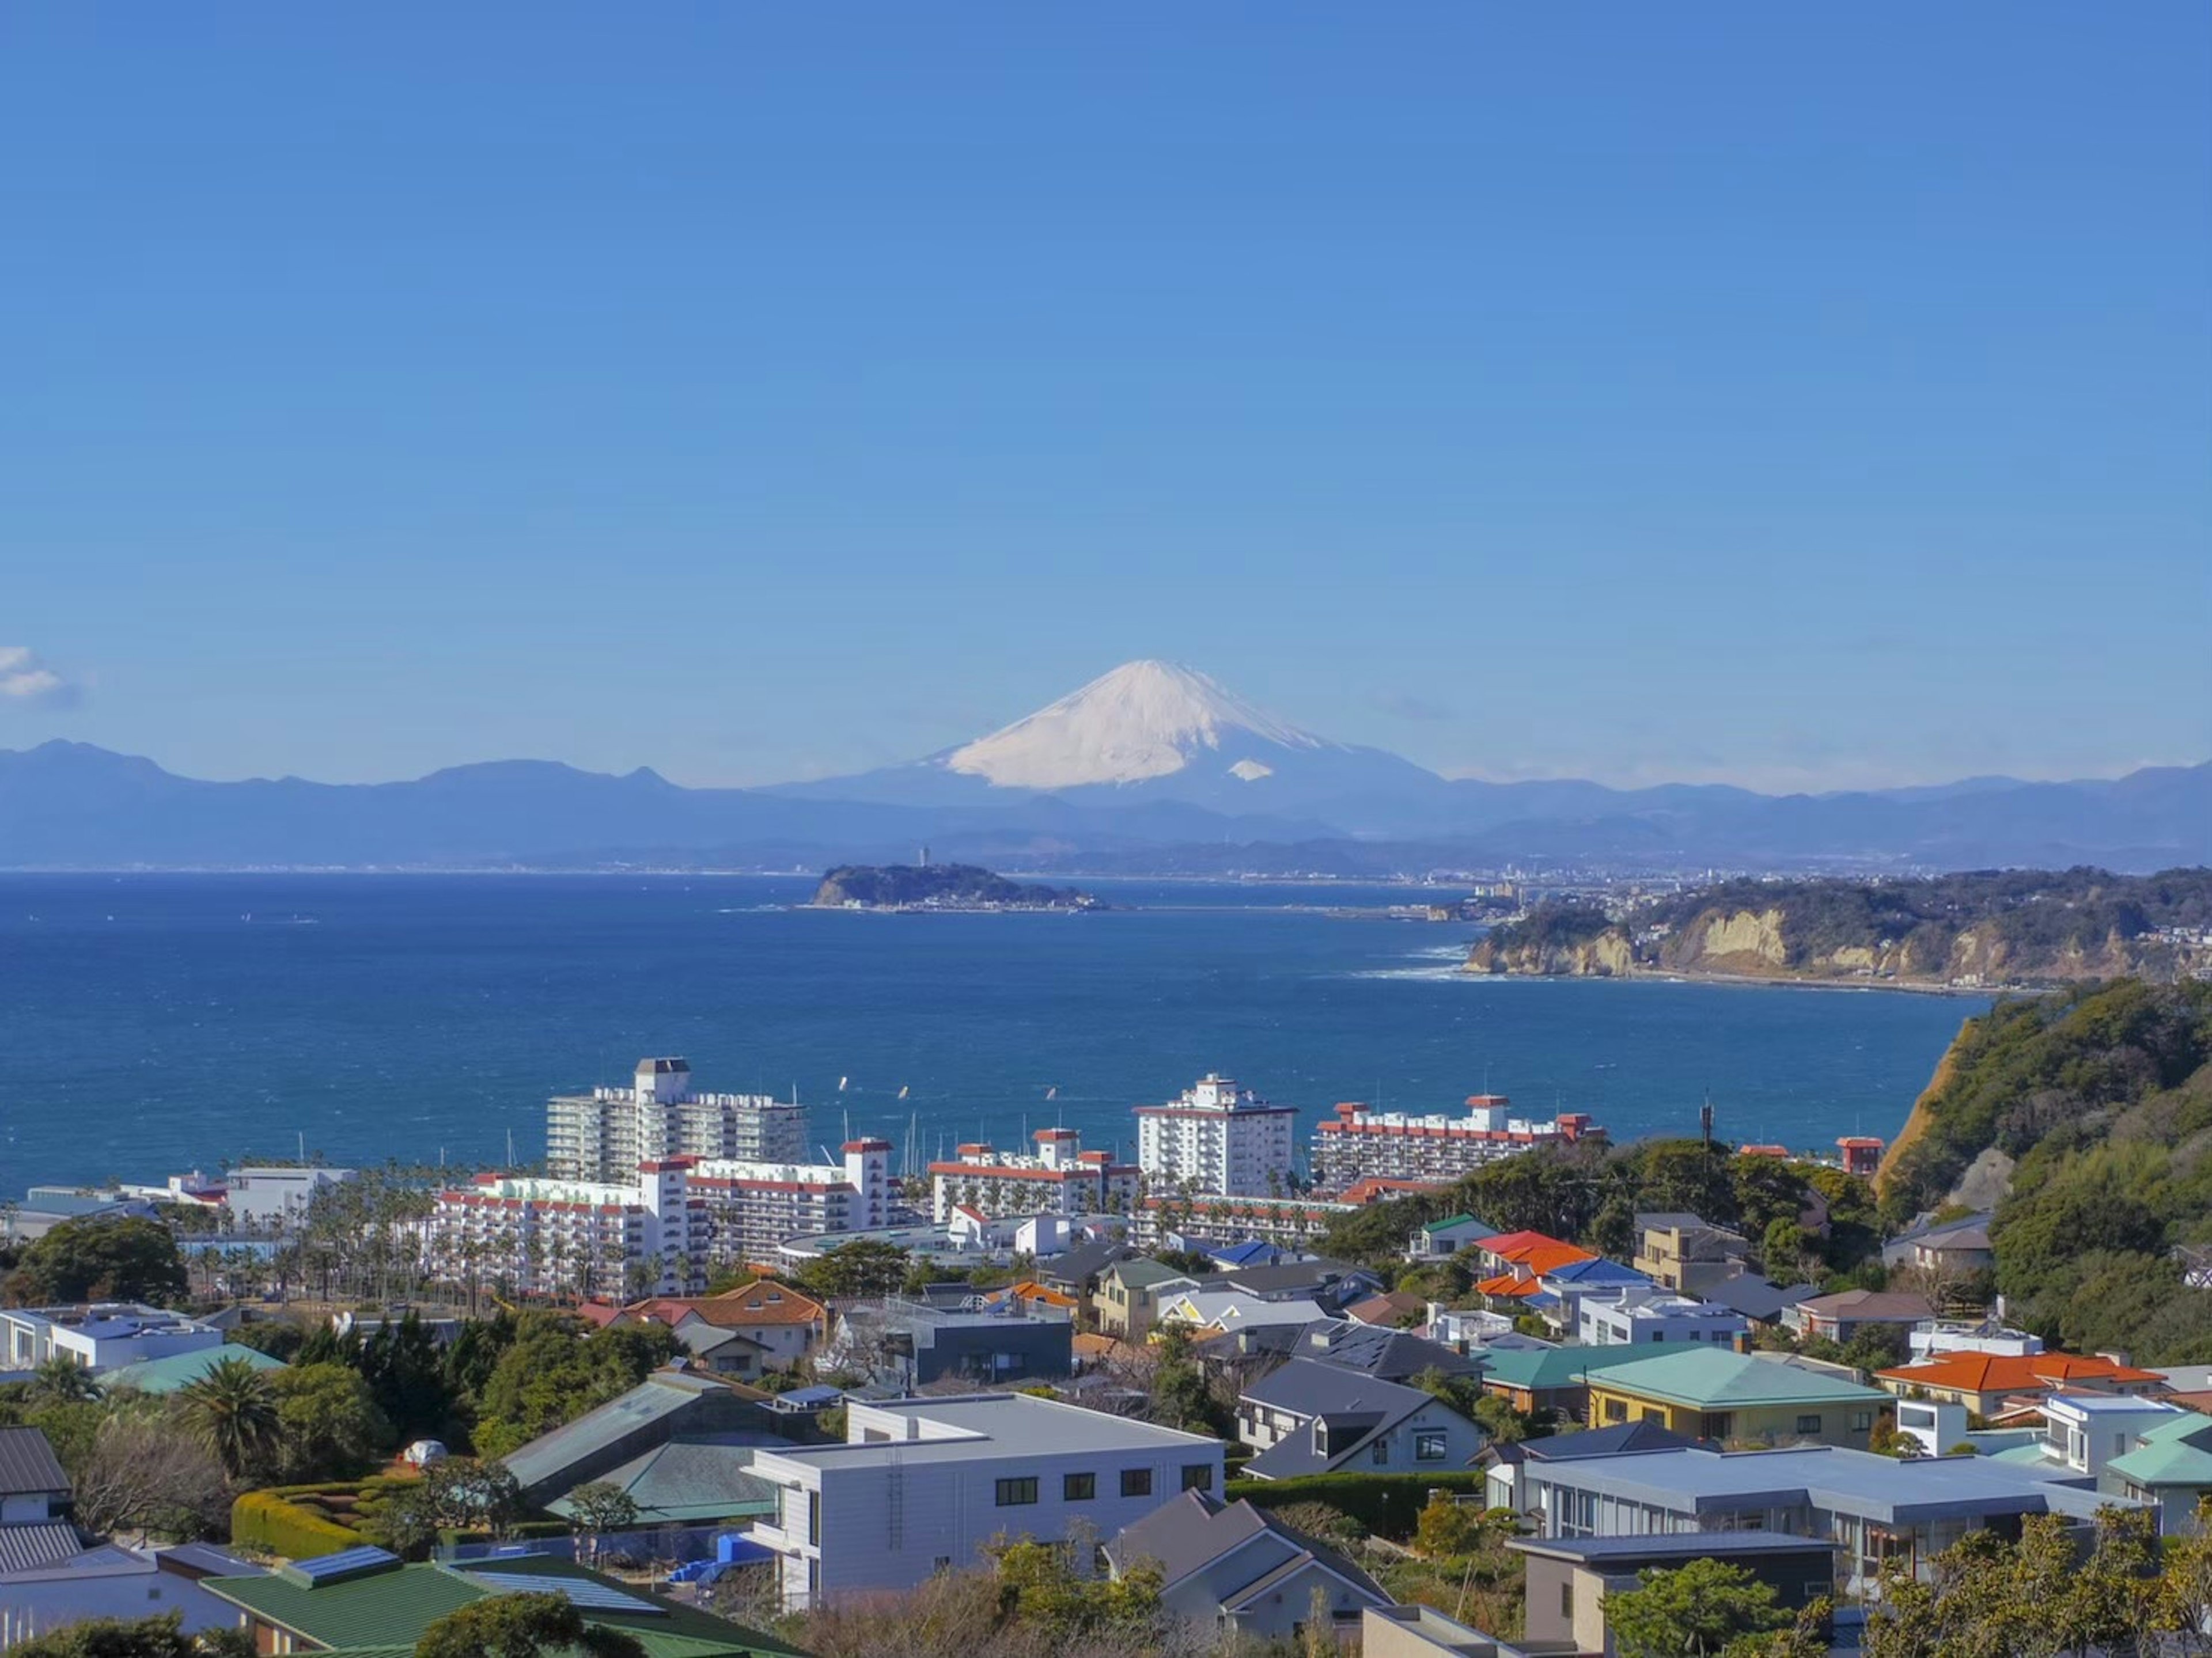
[1238,1357,1486,1479]
[1105,1489,1391,1642]
[1520,1441,2129,1598]
[1218,1259,1383,1309]
[499,1369,786,1507]
[1287,1319,1482,1384]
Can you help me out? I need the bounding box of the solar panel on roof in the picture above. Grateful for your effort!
[461,1572,668,1615]
[284,1545,402,1587]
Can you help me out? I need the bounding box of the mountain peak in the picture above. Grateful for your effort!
[944,660,1330,789]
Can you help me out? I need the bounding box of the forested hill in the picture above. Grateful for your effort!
[809,863,1093,910]
[1881,978,2212,1363]
[1467,867,2212,988]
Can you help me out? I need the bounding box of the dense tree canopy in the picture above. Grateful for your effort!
[3,1216,188,1307]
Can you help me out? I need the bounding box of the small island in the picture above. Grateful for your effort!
[809,862,1097,912]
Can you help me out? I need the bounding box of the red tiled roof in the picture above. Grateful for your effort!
[1877,1351,2164,1392]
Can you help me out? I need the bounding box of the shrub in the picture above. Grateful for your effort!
[1226,1470,1491,1539]
[230,1489,368,1559]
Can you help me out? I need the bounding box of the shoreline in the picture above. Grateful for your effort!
[1458,963,2028,998]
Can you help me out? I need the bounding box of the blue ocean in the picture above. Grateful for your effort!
[0,875,1987,1190]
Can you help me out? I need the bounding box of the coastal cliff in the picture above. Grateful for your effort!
[809,863,1094,910]
[1465,868,2212,989]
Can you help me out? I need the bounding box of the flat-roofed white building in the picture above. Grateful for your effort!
[749,1392,1226,1610]
[1135,1075,1297,1198]
[929,1129,1140,1222]
[1577,1288,1749,1349]
[220,1166,358,1231]
[0,1304,225,1375]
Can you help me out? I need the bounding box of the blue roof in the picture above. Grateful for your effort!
[1514,1533,1839,1565]
[1206,1239,1278,1268]
[1546,1257,1653,1287]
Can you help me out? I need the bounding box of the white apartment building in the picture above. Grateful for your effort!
[749,1393,1226,1610]
[546,1057,807,1181]
[1,1304,225,1374]
[691,1139,893,1265]
[1134,1074,1298,1198]
[929,1128,1141,1223]
[423,1139,891,1297]
[1309,1097,1601,1193]
[1576,1289,1749,1349]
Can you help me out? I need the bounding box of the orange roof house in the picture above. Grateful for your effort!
[1876,1350,2165,1414]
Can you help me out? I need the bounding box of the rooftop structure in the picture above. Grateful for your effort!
[1312,1096,1599,1194]
[499,1369,778,1507]
[1134,1073,1298,1198]
[548,1057,807,1182]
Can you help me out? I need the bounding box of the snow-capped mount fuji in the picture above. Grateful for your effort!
[778,659,1449,828]
[945,660,1336,789]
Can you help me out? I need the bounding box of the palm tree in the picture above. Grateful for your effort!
[27,1355,100,1405]
[179,1354,281,1480]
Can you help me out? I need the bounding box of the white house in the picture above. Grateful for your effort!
[0,1305,225,1375]
[747,1393,1226,1610]
[1576,1288,1748,1349]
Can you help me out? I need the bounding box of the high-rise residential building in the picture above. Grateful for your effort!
[546,1057,806,1180]
[1308,1096,1601,1193]
[425,1140,891,1298]
[928,1128,1141,1223]
[1134,1074,1297,1198]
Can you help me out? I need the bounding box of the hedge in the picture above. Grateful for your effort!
[1226,1470,1491,1539]
[438,1521,571,1546]
[232,1489,370,1559]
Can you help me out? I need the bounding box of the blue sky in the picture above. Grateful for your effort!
[4,6,2207,793]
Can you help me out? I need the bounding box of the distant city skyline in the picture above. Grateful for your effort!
[5,7,2207,794]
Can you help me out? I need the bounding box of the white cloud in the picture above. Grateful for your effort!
[0,646,75,704]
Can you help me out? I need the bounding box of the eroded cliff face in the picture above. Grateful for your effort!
[1465,928,1638,977]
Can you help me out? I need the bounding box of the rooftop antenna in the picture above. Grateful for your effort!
[1700,1091,1714,1154]
[507,1127,516,1167]
[297,1130,305,1164]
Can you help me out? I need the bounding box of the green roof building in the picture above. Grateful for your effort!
[104,1344,289,1395]
[1583,1348,1888,1449]
[2109,1412,2212,1533]
[203,1550,802,1658]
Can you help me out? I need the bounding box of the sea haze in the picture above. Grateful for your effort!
[0,874,1987,1188]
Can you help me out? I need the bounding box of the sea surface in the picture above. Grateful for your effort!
[0,874,1990,1189]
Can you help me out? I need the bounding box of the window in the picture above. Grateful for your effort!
[1415,1431,1448,1462]
[807,1492,820,1548]
[1180,1463,1213,1492]
[1603,1398,1628,1424]
[1561,1583,1573,1618]
[1795,1414,1823,1435]
[1849,1411,1874,1432]
[1370,1437,1389,1465]
[934,1557,952,1573]
[995,1477,1039,1507]
[1065,1472,1096,1501]
[1121,1468,1152,1498]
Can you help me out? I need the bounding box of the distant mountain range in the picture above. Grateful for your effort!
[1,661,2205,873]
